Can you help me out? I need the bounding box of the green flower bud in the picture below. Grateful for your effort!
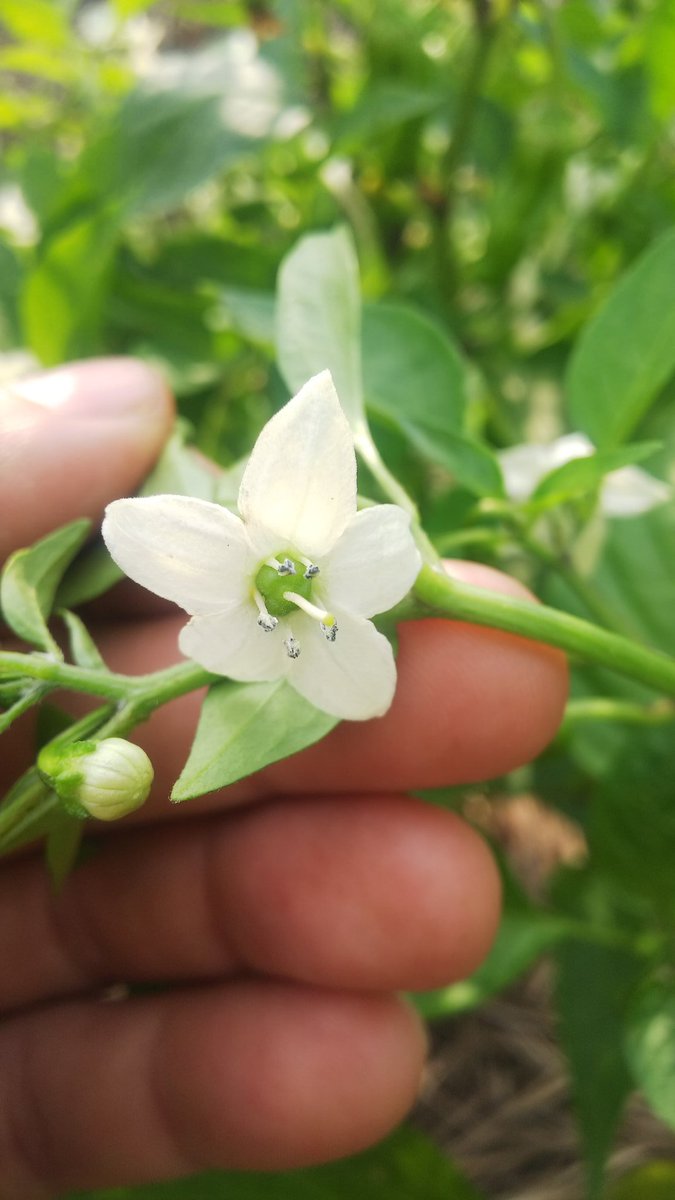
[38,737,153,821]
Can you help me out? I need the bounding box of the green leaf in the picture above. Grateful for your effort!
[59,610,107,671]
[417,911,572,1019]
[0,0,69,47]
[552,868,638,1195]
[63,1126,485,1199]
[77,88,253,220]
[0,683,47,735]
[172,679,337,802]
[1,519,91,655]
[625,976,675,1130]
[0,767,58,858]
[362,303,467,435]
[276,226,365,428]
[567,229,675,447]
[55,544,123,611]
[530,442,663,507]
[45,809,84,891]
[589,727,675,917]
[22,214,117,364]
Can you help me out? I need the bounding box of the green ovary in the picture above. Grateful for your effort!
[254,555,313,617]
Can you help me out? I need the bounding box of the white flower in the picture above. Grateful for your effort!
[38,738,153,822]
[498,432,671,517]
[102,371,421,721]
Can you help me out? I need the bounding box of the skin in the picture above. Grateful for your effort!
[0,359,568,1198]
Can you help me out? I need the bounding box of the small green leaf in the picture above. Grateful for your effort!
[567,229,675,447]
[45,809,84,891]
[0,682,47,734]
[276,226,365,428]
[530,442,663,507]
[172,679,337,802]
[625,977,675,1129]
[59,610,107,671]
[1,519,91,655]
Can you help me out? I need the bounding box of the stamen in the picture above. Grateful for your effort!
[300,557,320,579]
[266,556,296,576]
[283,592,331,624]
[284,634,300,659]
[254,588,278,632]
[283,592,339,642]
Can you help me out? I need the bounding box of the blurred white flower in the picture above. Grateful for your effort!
[103,372,421,721]
[0,184,37,246]
[498,432,671,517]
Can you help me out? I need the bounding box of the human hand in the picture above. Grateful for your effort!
[0,359,567,1198]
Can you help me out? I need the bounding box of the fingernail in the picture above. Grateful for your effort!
[9,357,172,423]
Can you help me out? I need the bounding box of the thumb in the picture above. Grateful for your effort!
[0,357,174,562]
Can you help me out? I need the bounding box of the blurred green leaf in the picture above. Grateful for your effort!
[530,442,662,507]
[567,230,675,447]
[589,727,675,917]
[276,226,365,427]
[607,1161,675,1200]
[552,864,638,1200]
[22,214,117,363]
[171,679,337,801]
[1,519,90,655]
[65,1126,484,1199]
[625,976,675,1130]
[0,0,69,47]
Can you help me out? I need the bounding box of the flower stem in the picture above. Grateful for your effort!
[413,563,675,697]
[0,653,213,704]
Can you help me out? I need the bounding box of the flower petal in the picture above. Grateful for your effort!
[288,610,396,720]
[601,465,672,517]
[178,603,286,682]
[238,371,357,558]
[498,434,595,502]
[323,505,421,618]
[102,495,252,615]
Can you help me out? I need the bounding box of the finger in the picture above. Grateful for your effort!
[0,794,499,1012]
[0,982,425,1198]
[0,358,174,561]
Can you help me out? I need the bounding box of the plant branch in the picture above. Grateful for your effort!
[413,563,675,697]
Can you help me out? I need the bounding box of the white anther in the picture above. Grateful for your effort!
[284,635,300,659]
[254,588,278,632]
[257,614,278,632]
[320,620,338,643]
[268,555,296,576]
[301,557,320,579]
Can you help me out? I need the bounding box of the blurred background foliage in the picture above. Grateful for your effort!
[2,1,675,1197]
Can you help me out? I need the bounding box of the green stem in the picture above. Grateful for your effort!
[0,653,213,705]
[561,698,675,730]
[354,429,441,566]
[414,563,675,697]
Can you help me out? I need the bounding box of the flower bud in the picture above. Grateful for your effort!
[38,737,153,821]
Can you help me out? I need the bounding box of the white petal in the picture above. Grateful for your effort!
[178,603,286,681]
[102,495,252,615]
[498,434,595,502]
[238,371,357,559]
[323,506,421,618]
[600,466,672,517]
[288,610,396,720]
